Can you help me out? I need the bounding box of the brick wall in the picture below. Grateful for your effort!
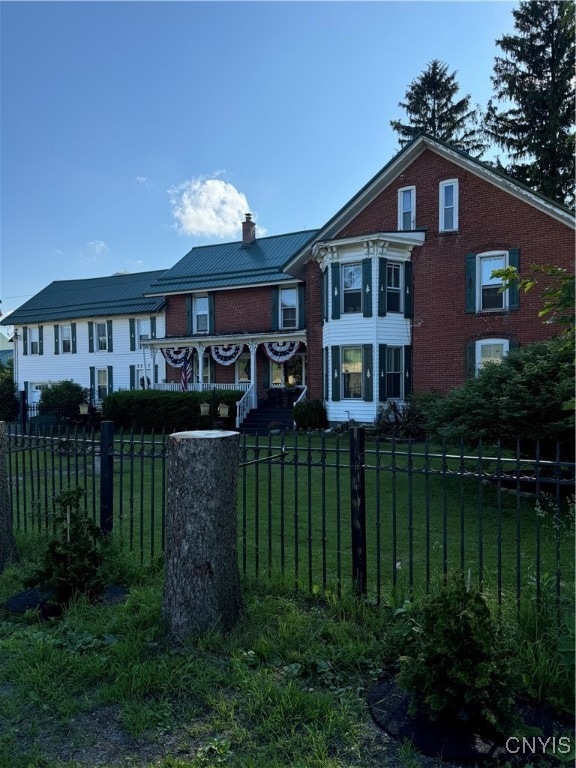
[338,149,574,394]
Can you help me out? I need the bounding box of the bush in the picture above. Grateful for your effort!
[102,389,243,431]
[0,363,18,422]
[421,337,575,457]
[397,572,513,732]
[39,380,88,420]
[24,487,106,607]
[293,399,328,431]
[374,395,435,440]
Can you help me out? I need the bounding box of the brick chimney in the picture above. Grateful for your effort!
[242,213,256,245]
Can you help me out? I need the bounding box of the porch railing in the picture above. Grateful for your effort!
[294,386,307,405]
[236,385,254,428]
[153,382,251,393]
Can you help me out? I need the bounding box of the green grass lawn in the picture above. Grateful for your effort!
[8,430,575,613]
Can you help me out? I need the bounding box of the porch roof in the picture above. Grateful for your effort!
[142,329,306,350]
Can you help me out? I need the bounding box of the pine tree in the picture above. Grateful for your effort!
[486,1,575,208]
[390,60,486,156]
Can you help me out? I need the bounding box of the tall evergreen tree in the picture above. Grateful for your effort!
[390,60,486,156]
[486,1,575,208]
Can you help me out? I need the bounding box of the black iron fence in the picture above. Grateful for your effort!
[5,423,575,610]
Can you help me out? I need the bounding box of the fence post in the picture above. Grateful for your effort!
[350,426,367,595]
[99,420,114,533]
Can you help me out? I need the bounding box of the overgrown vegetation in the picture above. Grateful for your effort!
[420,336,574,457]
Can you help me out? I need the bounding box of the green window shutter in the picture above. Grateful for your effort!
[465,252,476,313]
[322,270,328,322]
[297,284,305,329]
[154,364,158,384]
[509,338,520,352]
[129,365,136,390]
[508,248,520,310]
[129,319,136,351]
[186,296,193,334]
[404,262,413,319]
[22,326,28,356]
[88,322,94,353]
[404,345,412,398]
[378,344,387,401]
[271,287,279,331]
[331,263,341,320]
[465,341,476,379]
[107,366,114,395]
[362,258,373,318]
[89,367,95,402]
[38,326,44,356]
[150,316,157,339]
[362,344,373,401]
[208,293,215,333]
[378,258,387,317]
[54,325,60,355]
[262,361,270,389]
[106,320,113,352]
[71,323,77,354]
[331,346,341,402]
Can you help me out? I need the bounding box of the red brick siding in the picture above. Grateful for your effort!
[337,149,573,395]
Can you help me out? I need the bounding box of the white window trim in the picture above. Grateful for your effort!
[439,179,459,232]
[279,285,298,330]
[475,338,509,373]
[193,295,209,335]
[342,345,363,399]
[341,262,363,314]
[386,346,404,400]
[386,262,403,313]
[29,327,40,355]
[60,324,72,354]
[95,321,108,352]
[397,185,416,231]
[477,250,509,312]
[96,368,109,401]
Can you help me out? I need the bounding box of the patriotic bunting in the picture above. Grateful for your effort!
[263,341,300,363]
[161,347,192,368]
[211,344,244,366]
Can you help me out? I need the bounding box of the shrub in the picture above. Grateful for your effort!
[102,389,243,431]
[374,395,435,440]
[39,380,88,420]
[0,363,18,422]
[293,399,328,431]
[421,336,575,457]
[24,487,106,607]
[397,572,513,732]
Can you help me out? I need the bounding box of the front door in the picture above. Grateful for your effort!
[270,353,306,387]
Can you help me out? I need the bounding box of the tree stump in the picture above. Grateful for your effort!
[0,422,20,574]
[163,430,242,639]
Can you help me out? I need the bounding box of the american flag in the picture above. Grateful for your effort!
[180,357,189,391]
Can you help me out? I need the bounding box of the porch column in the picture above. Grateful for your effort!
[248,341,258,409]
[195,343,206,392]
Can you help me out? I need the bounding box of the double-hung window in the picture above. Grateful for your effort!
[439,179,458,232]
[398,186,416,230]
[477,338,509,370]
[280,286,297,329]
[342,346,362,398]
[386,263,402,312]
[96,322,108,351]
[479,253,506,311]
[60,325,72,353]
[342,263,362,313]
[97,369,108,400]
[386,347,403,399]
[29,327,40,355]
[136,318,150,349]
[194,296,209,333]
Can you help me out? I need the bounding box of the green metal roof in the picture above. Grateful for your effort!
[146,229,319,295]
[2,270,167,326]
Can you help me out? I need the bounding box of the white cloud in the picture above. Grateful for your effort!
[136,176,152,189]
[87,240,108,255]
[168,177,261,239]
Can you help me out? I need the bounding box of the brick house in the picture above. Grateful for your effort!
[4,135,573,427]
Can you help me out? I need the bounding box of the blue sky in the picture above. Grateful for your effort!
[0,0,516,316]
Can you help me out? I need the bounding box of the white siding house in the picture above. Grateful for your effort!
[2,271,167,408]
